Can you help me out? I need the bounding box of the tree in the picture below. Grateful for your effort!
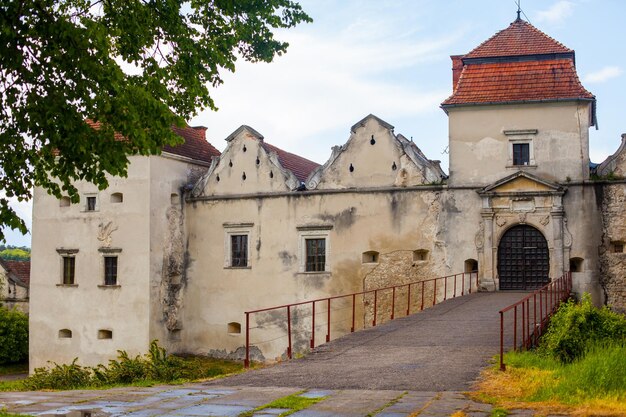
[0,0,311,240]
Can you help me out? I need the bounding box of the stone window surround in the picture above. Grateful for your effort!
[505,129,537,168]
[297,225,332,274]
[82,192,99,212]
[223,222,253,269]
[56,248,78,287]
[98,247,122,288]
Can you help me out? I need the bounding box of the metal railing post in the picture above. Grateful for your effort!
[373,289,378,326]
[287,305,292,359]
[406,283,411,316]
[500,311,505,371]
[244,312,250,368]
[351,294,356,332]
[391,286,396,320]
[311,301,316,349]
[326,299,331,342]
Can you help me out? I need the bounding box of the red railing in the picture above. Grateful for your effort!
[244,271,479,367]
[498,272,572,371]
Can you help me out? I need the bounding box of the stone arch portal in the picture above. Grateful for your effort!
[497,225,550,290]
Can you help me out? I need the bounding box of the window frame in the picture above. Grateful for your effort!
[223,223,253,269]
[83,193,99,212]
[230,234,249,268]
[504,129,537,168]
[297,225,332,274]
[104,256,118,286]
[56,249,78,286]
[98,247,122,287]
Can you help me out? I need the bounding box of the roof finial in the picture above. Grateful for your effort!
[516,0,522,21]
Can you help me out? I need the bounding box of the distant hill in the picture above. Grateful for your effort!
[0,245,31,261]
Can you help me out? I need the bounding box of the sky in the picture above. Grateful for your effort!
[4,0,625,247]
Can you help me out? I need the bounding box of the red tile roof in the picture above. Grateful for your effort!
[465,19,572,58]
[261,142,320,183]
[86,120,220,164]
[2,260,30,287]
[164,126,220,164]
[442,59,594,106]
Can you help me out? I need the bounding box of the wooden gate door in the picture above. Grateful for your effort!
[498,225,550,290]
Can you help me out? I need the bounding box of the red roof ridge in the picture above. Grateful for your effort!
[465,19,572,59]
[1,259,30,287]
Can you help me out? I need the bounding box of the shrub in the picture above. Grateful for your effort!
[0,306,28,365]
[95,351,147,384]
[540,294,626,362]
[22,359,92,390]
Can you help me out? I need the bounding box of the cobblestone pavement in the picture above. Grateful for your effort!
[0,384,543,417]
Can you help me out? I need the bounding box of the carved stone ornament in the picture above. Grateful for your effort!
[475,222,485,250]
[540,215,551,226]
[518,212,527,223]
[97,221,118,248]
[563,217,573,249]
[495,216,507,227]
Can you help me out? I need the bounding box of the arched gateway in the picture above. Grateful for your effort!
[498,225,550,290]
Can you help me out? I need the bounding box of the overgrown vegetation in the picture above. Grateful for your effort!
[0,411,35,417]
[539,294,626,363]
[1,341,243,391]
[239,391,327,417]
[0,246,30,261]
[0,306,28,365]
[474,295,626,416]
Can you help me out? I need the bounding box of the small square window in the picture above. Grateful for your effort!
[104,256,118,285]
[305,238,326,272]
[513,143,530,166]
[63,256,75,285]
[231,235,248,267]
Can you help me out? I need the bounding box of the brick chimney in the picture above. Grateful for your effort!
[451,55,464,92]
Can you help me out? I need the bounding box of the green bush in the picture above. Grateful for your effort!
[540,294,626,362]
[0,306,28,365]
[22,359,92,390]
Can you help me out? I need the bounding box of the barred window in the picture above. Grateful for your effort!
[231,235,248,267]
[305,238,326,272]
[104,256,118,285]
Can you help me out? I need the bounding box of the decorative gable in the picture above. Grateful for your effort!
[479,171,563,195]
[306,114,446,190]
[191,126,318,197]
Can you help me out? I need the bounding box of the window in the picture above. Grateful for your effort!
[297,225,332,273]
[110,193,123,203]
[227,322,241,334]
[230,235,248,267]
[413,249,429,261]
[104,256,118,285]
[86,196,96,211]
[513,143,530,166]
[63,256,75,284]
[98,329,113,339]
[569,257,584,272]
[464,259,478,273]
[58,329,72,338]
[362,251,379,264]
[306,238,326,272]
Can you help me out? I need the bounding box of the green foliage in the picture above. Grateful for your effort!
[17,340,243,391]
[0,306,28,365]
[23,359,92,390]
[239,391,327,417]
[0,0,311,240]
[0,247,30,261]
[540,294,626,362]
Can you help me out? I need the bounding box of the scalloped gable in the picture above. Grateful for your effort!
[307,115,446,190]
[191,126,319,197]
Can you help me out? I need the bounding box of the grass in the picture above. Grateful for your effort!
[473,343,626,416]
[239,391,327,417]
[0,363,28,377]
[0,412,35,417]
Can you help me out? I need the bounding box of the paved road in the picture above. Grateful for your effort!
[212,292,526,391]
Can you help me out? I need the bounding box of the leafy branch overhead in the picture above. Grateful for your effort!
[0,0,311,240]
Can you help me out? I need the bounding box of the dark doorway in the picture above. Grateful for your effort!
[498,225,549,290]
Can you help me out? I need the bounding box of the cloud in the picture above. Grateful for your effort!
[192,23,459,162]
[535,1,574,24]
[583,66,623,84]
